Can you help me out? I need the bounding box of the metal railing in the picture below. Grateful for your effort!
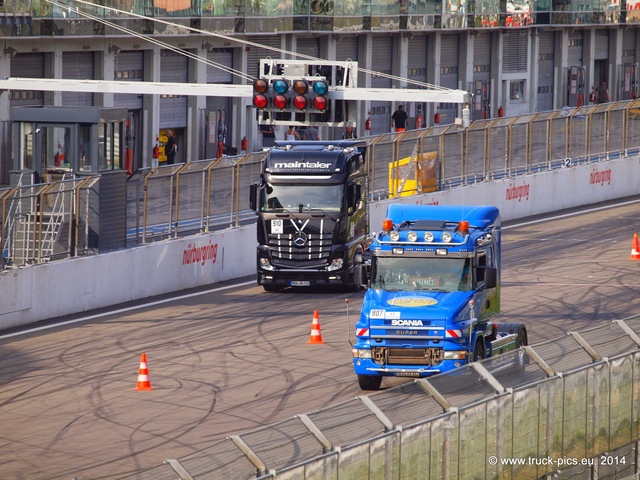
[3,100,640,268]
[1,175,99,267]
[121,315,640,480]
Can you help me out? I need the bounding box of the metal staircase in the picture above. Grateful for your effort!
[7,178,68,266]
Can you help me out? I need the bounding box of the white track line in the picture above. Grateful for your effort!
[3,197,640,340]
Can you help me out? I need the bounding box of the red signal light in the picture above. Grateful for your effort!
[312,96,327,110]
[253,94,268,109]
[273,94,288,110]
[293,95,308,110]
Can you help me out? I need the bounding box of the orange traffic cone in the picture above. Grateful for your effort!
[306,310,325,344]
[631,233,640,260]
[134,353,154,391]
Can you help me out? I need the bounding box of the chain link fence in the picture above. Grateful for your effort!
[3,100,640,269]
[121,315,640,480]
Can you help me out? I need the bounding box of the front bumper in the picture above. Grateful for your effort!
[258,268,349,287]
[352,357,467,378]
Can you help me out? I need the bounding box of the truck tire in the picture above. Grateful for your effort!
[348,247,366,291]
[358,374,382,391]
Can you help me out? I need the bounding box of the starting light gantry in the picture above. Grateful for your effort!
[0,59,471,129]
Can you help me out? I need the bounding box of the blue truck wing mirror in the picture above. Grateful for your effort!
[483,267,497,289]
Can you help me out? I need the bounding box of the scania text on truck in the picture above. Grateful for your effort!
[352,204,527,390]
[249,140,368,291]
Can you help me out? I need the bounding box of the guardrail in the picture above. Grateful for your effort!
[122,314,640,479]
[3,100,640,268]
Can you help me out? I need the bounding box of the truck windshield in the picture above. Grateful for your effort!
[259,183,344,213]
[371,256,472,292]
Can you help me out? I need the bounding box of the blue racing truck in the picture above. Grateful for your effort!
[352,204,527,390]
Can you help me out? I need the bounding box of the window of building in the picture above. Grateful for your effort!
[510,80,526,103]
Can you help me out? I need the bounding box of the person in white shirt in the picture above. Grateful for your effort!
[285,125,300,141]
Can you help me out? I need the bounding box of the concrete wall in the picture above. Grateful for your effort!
[1,156,637,330]
[0,228,255,330]
[369,156,637,228]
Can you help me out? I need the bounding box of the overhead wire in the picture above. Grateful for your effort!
[44,0,456,92]
[46,0,253,83]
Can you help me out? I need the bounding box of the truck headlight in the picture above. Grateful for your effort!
[328,258,343,271]
[444,350,467,360]
[260,258,275,271]
[353,348,372,359]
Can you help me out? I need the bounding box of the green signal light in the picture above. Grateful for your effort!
[273,80,289,94]
[312,81,328,96]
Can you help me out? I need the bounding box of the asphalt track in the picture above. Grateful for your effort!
[2,197,640,479]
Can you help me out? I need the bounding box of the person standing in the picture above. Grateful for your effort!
[165,129,177,165]
[342,123,357,139]
[391,105,408,132]
[305,124,320,140]
[597,82,610,104]
[284,125,300,141]
[260,123,276,147]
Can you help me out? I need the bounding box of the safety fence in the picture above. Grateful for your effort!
[3,100,640,268]
[122,314,640,480]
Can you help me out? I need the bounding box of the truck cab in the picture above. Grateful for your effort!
[249,140,367,291]
[352,204,527,390]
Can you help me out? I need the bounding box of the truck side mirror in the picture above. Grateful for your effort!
[354,252,364,264]
[484,267,497,289]
[249,183,258,211]
[348,184,362,214]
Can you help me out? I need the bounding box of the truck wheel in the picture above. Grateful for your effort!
[515,325,528,347]
[349,248,366,291]
[473,339,486,362]
[498,323,529,369]
[357,374,382,391]
[348,275,364,292]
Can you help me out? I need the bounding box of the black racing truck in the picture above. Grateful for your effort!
[249,140,368,291]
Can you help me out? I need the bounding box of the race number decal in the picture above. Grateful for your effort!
[271,219,284,234]
[370,309,401,319]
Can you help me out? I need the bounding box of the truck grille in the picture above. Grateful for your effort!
[372,347,444,366]
[268,234,332,263]
[267,218,335,266]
